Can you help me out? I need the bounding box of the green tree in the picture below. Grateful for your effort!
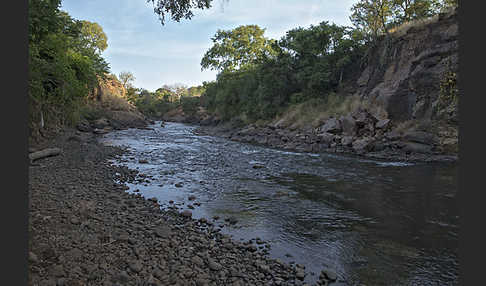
[201,25,276,72]
[350,0,394,39]
[79,20,108,53]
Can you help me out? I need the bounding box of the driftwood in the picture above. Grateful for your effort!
[29,148,62,163]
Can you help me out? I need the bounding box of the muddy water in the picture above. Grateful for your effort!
[100,121,459,285]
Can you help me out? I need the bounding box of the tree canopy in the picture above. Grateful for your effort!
[350,0,458,40]
[79,20,108,53]
[201,25,276,72]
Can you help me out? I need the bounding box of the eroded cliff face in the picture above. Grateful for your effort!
[91,75,126,101]
[354,8,458,124]
[77,75,149,134]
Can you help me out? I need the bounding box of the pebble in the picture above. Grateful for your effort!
[29,252,39,263]
[128,260,143,273]
[181,210,192,218]
[208,259,223,271]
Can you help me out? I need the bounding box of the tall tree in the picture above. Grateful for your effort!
[79,20,108,54]
[201,25,276,72]
[350,0,394,39]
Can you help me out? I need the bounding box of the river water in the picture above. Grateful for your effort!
[99,121,459,285]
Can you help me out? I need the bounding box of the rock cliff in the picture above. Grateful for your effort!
[354,8,458,124]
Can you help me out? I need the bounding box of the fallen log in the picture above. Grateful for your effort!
[29,148,62,163]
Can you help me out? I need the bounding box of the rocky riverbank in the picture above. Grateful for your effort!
[194,108,458,163]
[28,128,337,285]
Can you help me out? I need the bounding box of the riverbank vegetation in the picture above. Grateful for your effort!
[28,0,111,141]
[197,0,458,125]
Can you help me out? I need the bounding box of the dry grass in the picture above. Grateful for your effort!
[99,94,136,112]
[388,14,440,38]
[272,93,381,130]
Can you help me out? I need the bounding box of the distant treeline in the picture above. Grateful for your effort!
[121,82,205,119]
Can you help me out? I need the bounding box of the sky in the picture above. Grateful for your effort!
[60,0,358,92]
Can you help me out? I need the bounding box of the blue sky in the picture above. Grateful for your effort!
[60,0,358,92]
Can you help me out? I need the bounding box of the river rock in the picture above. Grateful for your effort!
[319,118,342,134]
[29,252,39,263]
[191,256,205,267]
[93,127,110,134]
[403,131,438,145]
[76,120,92,132]
[128,260,143,273]
[50,264,65,277]
[296,270,306,280]
[385,130,401,141]
[320,269,337,281]
[181,210,192,218]
[208,259,223,271]
[154,225,171,238]
[340,115,357,136]
[92,117,110,129]
[352,137,375,153]
[341,136,354,147]
[226,216,238,225]
[375,118,391,130]
[402,142,433,154]
[317,132,335,145]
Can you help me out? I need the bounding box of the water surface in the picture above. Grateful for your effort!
[100,122,459,285]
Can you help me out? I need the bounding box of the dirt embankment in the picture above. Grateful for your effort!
[28,128,337,285]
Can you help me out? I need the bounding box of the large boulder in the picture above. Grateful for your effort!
[403,131,439,145]
[76,120,92,132]
[401,142,433,154]
[352,137,375,153]
[319,118,342,134]
[340,115,357,136]
[91,117,110,129]
[384,130,402,141]
[316,132,335,146]
[375,119,391,130]
[341,136,354,147]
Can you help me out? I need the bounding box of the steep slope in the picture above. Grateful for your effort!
[354,8,458,124]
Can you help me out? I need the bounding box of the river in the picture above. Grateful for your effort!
[99,121,459,285]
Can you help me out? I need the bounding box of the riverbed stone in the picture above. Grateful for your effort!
[208,258,223,271]
[319,118,342,134]
[181,210,192,218]
[340,115,357,136]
